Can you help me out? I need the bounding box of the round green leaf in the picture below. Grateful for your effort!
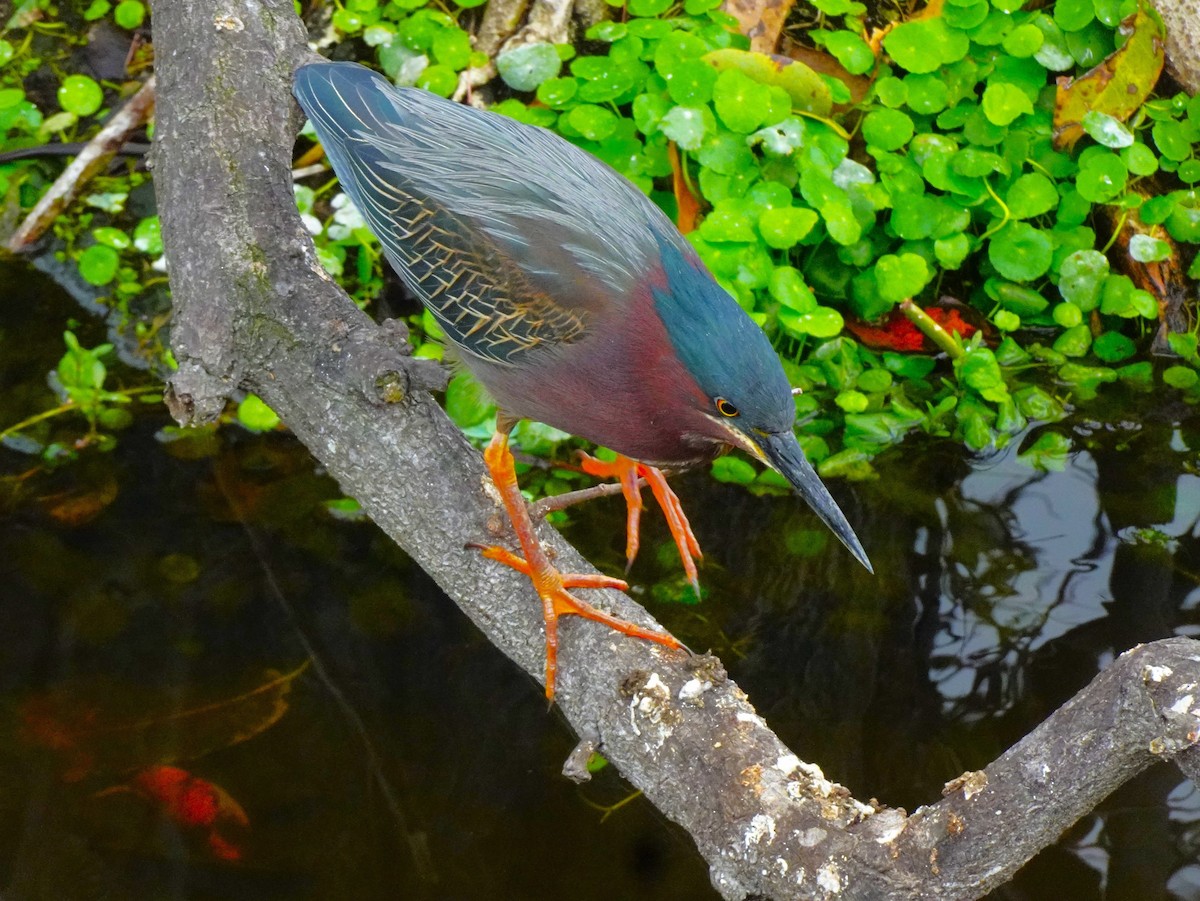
[113,0,145,28]
[1128,233,1171,263]
[988,222,1052,281]
[1080,111,1134,148]
[237,394,281,431]
[1052,301,1083,327]
[711,456,757,485]
[133,216,162,254]
[666,59,717,106]
[822,30,875,75]
[1152,119,1192,162]
[981,82,1033,126]
[994,310,1021,331]
[77,244,120,286]
[1122,141,1159,177]
[1052,324,1091,356]
[536,76,578,108]
[1164,365,1199,389]
[496,43,561,91]
[1075,154,1128,203]
[861,108,914,152]
[1002,23,1044,57]
[432,28,472,70]
[0,40,13,67]
[1006,172,1058,219]
[1058,249,1108,308]
[660,105,712,151]
[712,69,769,134]
[567,104,617,140]
[874,253,931,304]
[92,226,131,250]
[1053,0,1094,31]
[416,64,457,97]
[58,75,103,117]
[758,206,818,249]
[1092,331,1135,362]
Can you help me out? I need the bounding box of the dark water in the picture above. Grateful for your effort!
[1,258,1199,899]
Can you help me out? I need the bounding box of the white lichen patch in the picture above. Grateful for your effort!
[796,760,834,798]
[796,827,828,847]
[627,672,679,743]
[1170,693,1196,715]
[678,677,712,703]
[816,863,842,892]
[737,710,767,728]
[775,754,801,776]
[744,813,776,849]
[1145,664,1174,683]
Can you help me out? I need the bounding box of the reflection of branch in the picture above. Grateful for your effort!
[5,76,156,252]
[152,2,1200,896]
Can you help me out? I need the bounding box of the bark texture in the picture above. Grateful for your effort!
[152,1,1200,897]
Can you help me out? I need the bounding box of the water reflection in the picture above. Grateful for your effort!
[2,258,1199,899]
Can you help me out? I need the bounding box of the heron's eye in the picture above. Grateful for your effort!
[715,397,739,417]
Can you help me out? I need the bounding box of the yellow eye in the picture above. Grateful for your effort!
[715,397,739,417]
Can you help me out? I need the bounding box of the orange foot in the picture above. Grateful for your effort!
[578,453,702,597]
[479,432,683,702]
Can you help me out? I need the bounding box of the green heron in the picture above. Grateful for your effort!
[294,61,871,700]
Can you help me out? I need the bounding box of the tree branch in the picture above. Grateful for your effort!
[151,3,1200,898]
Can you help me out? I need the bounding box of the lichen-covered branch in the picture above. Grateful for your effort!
[151,2,1200,898]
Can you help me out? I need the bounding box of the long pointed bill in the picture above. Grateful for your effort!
[759,431,873,573]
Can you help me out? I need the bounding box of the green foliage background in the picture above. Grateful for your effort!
[2,0,1199,481]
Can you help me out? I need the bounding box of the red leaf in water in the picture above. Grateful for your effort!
[846,305,978,352]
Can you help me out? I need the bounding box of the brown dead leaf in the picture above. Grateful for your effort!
[721,0,795,54]
[669,142,703,235]
[1107,203,1194,354]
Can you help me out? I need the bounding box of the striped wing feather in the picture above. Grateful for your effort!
[295,63,661,366]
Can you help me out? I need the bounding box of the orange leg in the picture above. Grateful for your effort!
[578,453,703,597]
[478,432,683,702]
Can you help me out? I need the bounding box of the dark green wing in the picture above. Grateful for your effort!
[294,62,665,365]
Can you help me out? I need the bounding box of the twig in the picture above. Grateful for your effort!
[6,76,157,252]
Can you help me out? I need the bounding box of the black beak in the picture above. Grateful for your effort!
[759,431,873,573]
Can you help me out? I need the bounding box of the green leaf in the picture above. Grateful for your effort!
[1058,249,1108,308]
[92,226,131,250]
[957,346,1010,403]
[1053,323,1092,356]
[77,244,120,286]
[1092,331,1136,362]
[780,306,844,338]
[1005,172,1058,219]
[711,456,757,484]
[1018,431,1070,471]
[1075,153,1128,202]
[874,253,931,304]
[757,206,818,249]
[665,59,717,105]
[82,0,110,20]
[988,222,1052,281]
[416,64,457,97]
[445,371,494,427]
[113,0,145,28]
[712,69,769,134]
[1002,23,1044,57]
[496,43,561,91]
[132,216,162,255]
[1128,233,1171,262]
[981,83,1033,126]
[566,104,618,140]
[1080,111,1134,148]
[58,75,104,117]
[883,19,969,74]
[861,108,914,152]
[237,394,281,432]
[821,30,875,75]
[1164,365,1199,389]
[660,105,712,150]
[432,27,472,69]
